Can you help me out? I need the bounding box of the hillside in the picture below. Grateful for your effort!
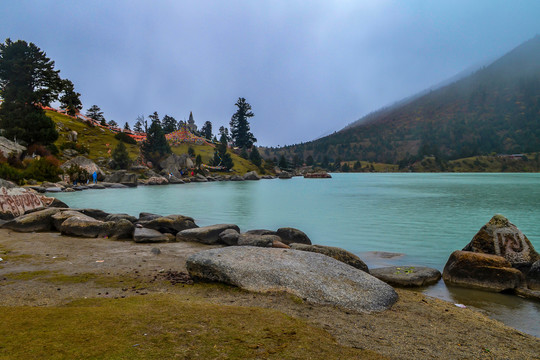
[49,111,259,174]
[266,36,540,167]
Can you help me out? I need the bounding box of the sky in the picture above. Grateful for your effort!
[1,1,539,146]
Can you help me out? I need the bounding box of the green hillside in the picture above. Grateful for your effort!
[49,111,260,174]
[267,36,540,168]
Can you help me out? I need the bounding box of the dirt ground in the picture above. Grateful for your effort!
[0,229,538,360]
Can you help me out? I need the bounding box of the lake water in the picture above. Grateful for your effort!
[50,173,540,337]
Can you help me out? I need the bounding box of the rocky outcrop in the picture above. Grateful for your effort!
[186,247,398,313]
[218,229,240,246]
[237,233,279,247]
[105,213,138,223]
[143,176,169,185]
[0,179,17,189]
[278,171,292,179]
[443,250,523,292]
[0,186,47,219]
[59,214,115,238]
[243,171,261,181]
[304,172,332,179]
[1,207,63,232]
[140,215,198,235]
[51,210,87,231]
[526,260,540,290]
[138,212,162,222]
[109,219,135,240]
[177,224,240,245]
[61,156,105,180]
[103,170,138,187]
[0,136,26,158]
[74,209,110,221]
[158,153,194,178]
[276,227,312,245]
[370,266,441,287]
[290,244,369,273]
[463,215,540,271]
[133,227,170,243]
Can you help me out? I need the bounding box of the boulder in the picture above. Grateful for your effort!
[272,240,290,248]
[158,153,194,177]
[0,136,26,158]
[105,213,138,223]
[168,176,184,184]
[276,227,312,245]
[47,198,69,209]
[61,156,105,180]
[141,215,198,235]
[526,260,540,290]
[229,175,244,181]
[278,171,292,179]
[74,208,110,221]
[133,227,170,243]
[237,233,279,247]
[52,210,88,231]
[0,186,47,219]
[1,207,62,232]
[463,214,540,271]
[45,187,63,193]
[103,170,138,187]
[177,224,240,245]
[370,266,441,287]
[304,172,332,179]
[218,229,240,246]
[60,215,115,238]
[87,184,105,190]
[443,250,523,292]
[109,219,135,240]
[290,244,369,273]
[138,212,162,222]
[0,179,17,189]
[245,229,277,236]
[187,247,398,313]
[145,176,169,185]
[67,130,78,142]
[108,183,129,189]
[243,171,261,181]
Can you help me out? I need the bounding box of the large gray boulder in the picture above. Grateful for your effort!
[158,153,194,177]
[443,250,523,292]
[177,224,240,245]
[463,214,540,272]
[103,170,138,187]
[133,227,170,243]
[59,214,115,238]
[0,179,17,189]
[526,260,540,290]
[187,247,398,313]
[73,208,110,221]
[0,136,26,158]
[140,214,198,235]
[0,186,48,219]
[52,210,87,231]
[290,244,369,273]
[105,213,138,223]
[218,229,240,246]
[276,227,312,245]
[243,171,261,181]
[237,233,279,247]
[370,266,441,287]
[1,208,63,232]
[109,219,135,240]
[61,156,105,180]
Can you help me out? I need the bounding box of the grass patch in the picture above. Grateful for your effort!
[0,294,383,359]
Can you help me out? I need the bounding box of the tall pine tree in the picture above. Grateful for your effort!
[229,97,256,149]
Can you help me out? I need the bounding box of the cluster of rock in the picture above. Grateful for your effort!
[443,215,540,299]
[304,172,332,179]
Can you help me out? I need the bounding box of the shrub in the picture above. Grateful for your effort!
[114,132,137,145]
[60,141,89,155]
[26,144,51,157]
[111,141,131,169]
[23,157,63,182]
[0,163,23,184]
[64,164,89,183]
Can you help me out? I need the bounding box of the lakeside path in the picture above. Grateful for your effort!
[0,229,538,359]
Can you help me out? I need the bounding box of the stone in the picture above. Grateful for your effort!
[109,219,135,240]
[0,179,17,189]
[105,213,138,223]
[67,130,78,142]
[168,176,184,184]
[245,229,277,236]
[243,171,261,180]
[177,224,240,245]
[60,215,115,238]
[276,227,312,245]
[278,171,292,179]
[45,187,63,193]
[304,172,332,179]
[52,210,87,231]
[103,170,138,187]
[151,247,161,255]
[272,240,290,248]
[0,136,26,158]
[229,175,244,181]
[133,227,170,243]
[443,250,524,292]
[290,244,369,273]
[87,184,105,190]
[0,186,47,219]
[463,214,540,271]
[139,212,162,222]
[370,266,441,287]
[145,176,169,185]
[62,149,78,157]
[237,233,279,247]
[108,183,129,189]
[1,207,62,232]
[60,156,105,180]
[48,198,69,209]
[526,260,540,290]
[158,153,194,178]
[141,215,198,235]
[218,229,240,246]
[187,247,398,313]
[73,208,110,221]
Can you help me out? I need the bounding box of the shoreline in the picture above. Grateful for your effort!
[0,229,538,359]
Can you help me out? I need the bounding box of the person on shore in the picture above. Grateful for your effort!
[92,171,97,184]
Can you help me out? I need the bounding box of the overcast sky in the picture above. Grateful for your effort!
[2,1,539,146]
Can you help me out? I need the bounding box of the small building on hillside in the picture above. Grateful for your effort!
[187,111,197,132]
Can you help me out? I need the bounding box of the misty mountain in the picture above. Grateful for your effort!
[266,35,540,165]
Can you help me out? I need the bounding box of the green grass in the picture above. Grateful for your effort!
[0,294,384,359]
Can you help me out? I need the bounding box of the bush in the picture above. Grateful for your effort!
[26,144,51,157]
[23,157,63,182]
[114,132,137,145]
[111,141,131,169]
[60,141,90,155]
[0,163,23,184]
[64,163,89,183]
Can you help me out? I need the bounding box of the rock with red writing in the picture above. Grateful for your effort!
[463,215,540,272]
[0,186,47,220]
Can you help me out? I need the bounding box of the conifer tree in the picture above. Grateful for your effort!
[161,114,177,134]
[86,105,105,123]
[111,141,131,169]
[59,79,82,116]
[211,133,233,170]
[141,117,171,165]
[249,146,262,167]
[229,97,256,149]
[201,121,213,140]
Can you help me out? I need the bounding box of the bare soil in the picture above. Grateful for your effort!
[0,229,538,360]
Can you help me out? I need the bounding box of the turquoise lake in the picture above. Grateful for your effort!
[50,173,540,337]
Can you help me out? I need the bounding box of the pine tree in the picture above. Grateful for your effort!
[86,105,105,123]
[211,133,234,170]
[133,115,144,132]
[59,79,82,116]
[0,39,62,145]
[201,121,213,140]
[249,146,262,167]
[141,117,171,164]
[111,141,131,169]
[278,155,288,169]
[162,114,177,134]
[108,120,118,127]
[124,122,131,131]
[229,97,256,149]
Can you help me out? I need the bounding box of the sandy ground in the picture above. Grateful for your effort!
[0,229,538,360]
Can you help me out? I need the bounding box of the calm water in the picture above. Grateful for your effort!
[50,173,540,337]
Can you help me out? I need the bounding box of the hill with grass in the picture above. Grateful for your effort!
[49,110,261,175]
[266,36,540,169]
